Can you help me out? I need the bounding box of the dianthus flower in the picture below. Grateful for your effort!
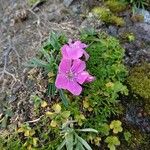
[55,59,94,95]
[61,40,89,60]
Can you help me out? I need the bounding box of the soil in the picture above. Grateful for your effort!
[0,0,81,126]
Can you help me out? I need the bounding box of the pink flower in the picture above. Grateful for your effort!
[61,40,89,60]
[55,59,94,95]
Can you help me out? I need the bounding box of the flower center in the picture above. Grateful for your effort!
[66,71,74,80]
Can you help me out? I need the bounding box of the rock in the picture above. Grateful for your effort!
[134,23,150,43]
[80,13,103,30]
[108,25,118,37]
[69,0,90,14]
[0,92,6,102]
[125,104,150,133]
[63,0,74,7]
[6,94,17,102]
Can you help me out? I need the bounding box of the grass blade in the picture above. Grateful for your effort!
[59,89,69,107]
[75,133,92,150]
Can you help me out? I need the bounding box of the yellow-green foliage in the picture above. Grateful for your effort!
[111,15,125,26]
[92,7,112,23]
[105,0,127,13]
[28,0,45,6]
[127,63,150,100]
[121,32,135,42]
[92,7,125,26]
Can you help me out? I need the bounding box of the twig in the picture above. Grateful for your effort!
[25,115,44,123]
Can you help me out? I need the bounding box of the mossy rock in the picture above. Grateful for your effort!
[127,63,150,101]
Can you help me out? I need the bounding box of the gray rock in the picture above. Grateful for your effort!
[6,94,17,102]
[108,25,118,37]
[63,0,74,7]
[80,13,103,29]
[135,23,150,43]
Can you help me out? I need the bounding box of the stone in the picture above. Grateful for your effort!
[6,94,17,102]
[108,25,118,37]
[134,23,150,43]
[63,0,74,7]
[80,13,103,29]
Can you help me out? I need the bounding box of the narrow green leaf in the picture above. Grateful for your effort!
[40,48,52,63]
[59,89,69,107]
[56,139,66,150]
[47,83,56,97]
[75,142,85,150]
[75,133,92,150]
[25,58,50,70]
[51,83,56,97]
[65,133,74,150]
[77,128,98,133]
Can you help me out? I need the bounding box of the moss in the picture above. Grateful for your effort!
[127,63,150,101]
[131,14,144,22]
[92,7,125,26]
[121,32,135,42]
[27,0,39,6]
[92,7,112,24]
[105,0,127,13]
[80,31,127,128]
[111,15,125,26]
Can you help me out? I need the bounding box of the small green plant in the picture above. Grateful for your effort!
[26,32,69,106]
[0,105,13,128]
[124,131,132,143]
[121,32,135,42]
[0,134,22,150]
[46,103,71,128]
[0,30,129,149]
[18,123,38,149]
[105,136,120,150]
[80,30,128,129]
[110,120,123,134]
[122,0,148,13]
[57,121,98,150]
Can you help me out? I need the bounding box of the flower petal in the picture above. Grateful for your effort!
[85,75,95,83]
[74,41,87,49]
[83,51,89,61]
[66,47,83,59]
[71,59,86,73]
[76,71,90,84]
[58,59,72,73]
[67,80,82,96]
[55,74,68,89]
[61,45,69,59]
